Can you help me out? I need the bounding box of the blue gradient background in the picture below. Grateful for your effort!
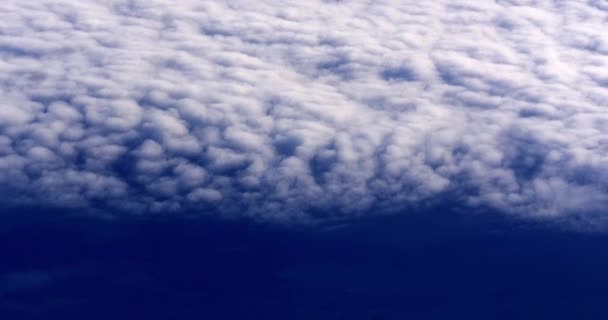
[2,207,607,319]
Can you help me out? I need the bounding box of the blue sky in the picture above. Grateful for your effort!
[1,0,608,318]
[2,206,608,319]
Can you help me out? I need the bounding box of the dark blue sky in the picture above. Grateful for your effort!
[2,207,608,319]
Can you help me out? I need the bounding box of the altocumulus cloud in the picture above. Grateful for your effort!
[1,0,608,223]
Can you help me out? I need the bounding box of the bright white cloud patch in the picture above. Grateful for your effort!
[1,0,608,223]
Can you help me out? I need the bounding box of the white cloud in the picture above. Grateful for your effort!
[1,0,608,224]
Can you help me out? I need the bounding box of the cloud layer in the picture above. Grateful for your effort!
[1,0,608,223]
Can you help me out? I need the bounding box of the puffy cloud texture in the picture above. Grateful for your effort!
[1,0,608,223]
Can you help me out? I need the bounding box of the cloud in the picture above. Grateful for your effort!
[1,0,608,224]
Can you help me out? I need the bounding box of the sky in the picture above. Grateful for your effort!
[1,0,608,318]
[3,206,608,319]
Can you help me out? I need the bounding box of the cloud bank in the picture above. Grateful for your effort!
[1,0,607,223]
